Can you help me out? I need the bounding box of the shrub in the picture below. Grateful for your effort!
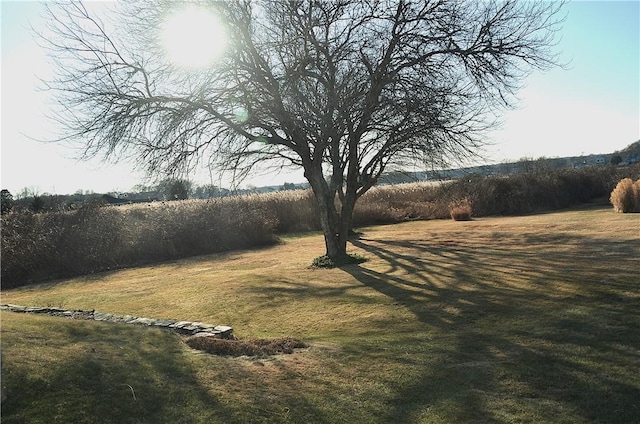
[185,336,308,357]
[3,163,640,287]
[449,198,473,221]
[258,189,320,233]
[437,164,639,217]
[29,196,46,213]
[610,178,640,213]
[354,182,444,225]
[311,253,366,268]
[0,197,279,288]
[1,189,14,214]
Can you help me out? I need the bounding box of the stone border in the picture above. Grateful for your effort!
[0,304,232,339]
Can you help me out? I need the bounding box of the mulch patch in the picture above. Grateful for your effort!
[186,336,308,357]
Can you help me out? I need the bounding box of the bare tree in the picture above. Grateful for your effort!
[41,0,564,263]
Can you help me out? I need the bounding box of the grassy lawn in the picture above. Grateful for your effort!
[2,207,639,423]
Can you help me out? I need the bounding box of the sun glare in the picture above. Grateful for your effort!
[160,6,228,69]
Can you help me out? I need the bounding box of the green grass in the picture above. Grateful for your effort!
[2,206,639,423]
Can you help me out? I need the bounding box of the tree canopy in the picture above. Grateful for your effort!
[41,0,564,261]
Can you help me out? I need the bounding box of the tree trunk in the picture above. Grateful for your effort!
[305,168,351,261]
[316,190,344,259]
[336,188,357,254]
[312,188,359,261]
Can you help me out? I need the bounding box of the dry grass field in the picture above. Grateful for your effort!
[2,206,639,423]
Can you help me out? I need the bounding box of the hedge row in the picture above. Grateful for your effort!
[2,164,638,287]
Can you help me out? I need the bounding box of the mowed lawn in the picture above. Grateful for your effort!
[2,207,639,423]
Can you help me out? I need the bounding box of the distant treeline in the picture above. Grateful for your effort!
[6,144,640,213]
[2,164,639,288]
[0,179,300,214]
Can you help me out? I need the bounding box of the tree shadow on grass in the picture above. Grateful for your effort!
[2,321,227,423]
[343,231,640,423]
[1,317,331,424]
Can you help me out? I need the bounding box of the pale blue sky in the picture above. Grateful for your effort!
[1,0,639,195]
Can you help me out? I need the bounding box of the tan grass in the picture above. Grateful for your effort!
[2,206,639,423]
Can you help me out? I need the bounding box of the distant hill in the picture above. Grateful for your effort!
[616,140,640,156]
[379,140,640,185]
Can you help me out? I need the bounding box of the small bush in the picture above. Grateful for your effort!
[186,336,308,357]
[610,178,640,213]
[311,253,367,268]
[449,198,473,221]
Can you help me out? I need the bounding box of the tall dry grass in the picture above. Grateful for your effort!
[610,178,640,213]
[1,198,278,288]
[353,182,447,226]
[253,189,321,233]
[442,165,637,216]
[2,163,639,287]
[449,198,473,221]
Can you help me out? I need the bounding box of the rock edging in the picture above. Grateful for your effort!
[0,304,232,339]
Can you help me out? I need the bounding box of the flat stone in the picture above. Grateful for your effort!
[25,307,46,313]
[1,304,27,311]
[191,331,223,338]
[152,319,176,327]
[8,305,27,312]
[170,321,193,329]
[214,325,233,338]
[94,312,114,321]
[1,304,232,339]
[70,310,94,320]
[130,317,155,326]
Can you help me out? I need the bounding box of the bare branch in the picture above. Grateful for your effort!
[40,0,565,259]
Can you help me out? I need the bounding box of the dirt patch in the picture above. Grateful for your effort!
[185,336,308,357]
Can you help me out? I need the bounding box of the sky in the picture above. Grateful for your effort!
[1,0,639,196]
